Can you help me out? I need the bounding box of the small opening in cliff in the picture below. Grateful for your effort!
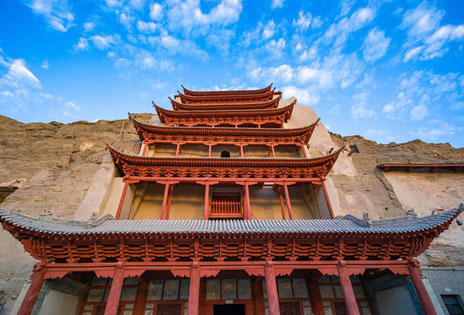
[348,144,360,156]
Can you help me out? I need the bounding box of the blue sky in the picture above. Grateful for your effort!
[0,0,463,147]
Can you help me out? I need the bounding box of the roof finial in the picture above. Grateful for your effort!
[406,208,417,217]
[39,208,55,221]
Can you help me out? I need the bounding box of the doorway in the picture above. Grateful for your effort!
[214,304,246,315]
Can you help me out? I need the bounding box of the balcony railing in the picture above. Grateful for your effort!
[209,199,243,219]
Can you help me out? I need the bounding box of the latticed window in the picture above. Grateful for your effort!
[318,276,373,315]
[441,295,464,315]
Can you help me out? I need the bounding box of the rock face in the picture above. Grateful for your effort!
[0,112,463,312]
[0,114,146,313]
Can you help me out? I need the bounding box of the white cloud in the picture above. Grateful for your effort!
[282,86,315,105]
[74,38,89,50]
[64,101,80,112]
[403,46,423,62]
[167,0,242,33]
[410,104,428,121]
[401,3,443,39]
[351,92,375,119]
[412,120,462,142]
[265,38,286,58]
[271,0,284,9]
[90,35,116,50]
[362,28,390,62]
[137,20,157,33]
[41,59,49,69]
[129,0,145,10]
[249,64,293,82]
[293,11,312,31]
[0,59,41,89]
[84,22,96,32]
[401,3,464,61]
[323,7,376,48]
[0,53,77,120]
[25,0,74,32]
[262,21,276,40]
[149,3,163,20]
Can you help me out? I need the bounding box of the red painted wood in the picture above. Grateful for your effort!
[134,280,149,315]
[165,185,174,220]
[265,261,280,315]
[283,183,294,220]
[203,183,209,220]
[271,145,276,158]
[115,182,129,220]
[176,143,181,157]
[252,277,266,315]
[141,142,147,156]
[104,265,125,315]
[278,187,287,220]
[160,183,170,220]
[408,261,437,315]
[307,279,324,315]
[244,184,251,220]
[17,265,46,315]
[321,182,335,219]
[338,262,360,315]
[187,262,201,315]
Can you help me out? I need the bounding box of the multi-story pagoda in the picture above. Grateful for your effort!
[0,84,461,315]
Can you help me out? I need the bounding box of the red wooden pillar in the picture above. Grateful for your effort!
[187,262,201,315]
[116,182,129,220]
[134,280,149,315]
[321,181,335,219]
[204,183,210,220]
[265,261,280,315]
[176,143,181,157]
[105,264,125,315]
[208,144,212,157]
[240,145,244,158]
[165,185,174,220]
[338,261,359,315]
[278,187,287,220]
[17,264,47,315]
[408,261,437,315]
[307,279,324,315]
[271,145,276,158]
[252,277,265,315]
[141,142,148,156]
[283,183,294,220]
[244,183,251,220]
[160,183,170,220]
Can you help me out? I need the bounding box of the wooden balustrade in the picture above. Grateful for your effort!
[209,198,243,219]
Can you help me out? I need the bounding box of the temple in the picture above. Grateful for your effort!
[0,84,462,315]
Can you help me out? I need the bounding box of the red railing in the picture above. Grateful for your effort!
[209,199,243,219]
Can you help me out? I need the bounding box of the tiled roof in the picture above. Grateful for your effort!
[0,206,461,236]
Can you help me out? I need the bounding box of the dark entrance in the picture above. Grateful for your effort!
[214,304,246,315]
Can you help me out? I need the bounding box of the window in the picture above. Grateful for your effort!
[442,295,464,315]
[318,276,372,315]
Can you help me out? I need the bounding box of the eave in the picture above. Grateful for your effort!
[0,206,460,263]
[154,103,294,127]
[176,90,277,104]
[182,84,273,96]
[129,114,319,145]
[168,94,281,111]
[107,145,343,180]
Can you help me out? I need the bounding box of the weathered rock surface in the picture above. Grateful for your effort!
[0,114,147,313]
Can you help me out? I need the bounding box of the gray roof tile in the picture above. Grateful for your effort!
[0,206,461,236]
